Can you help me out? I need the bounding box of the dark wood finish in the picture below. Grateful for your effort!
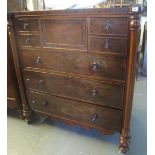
[90,36,128,54]
[7,36,16,108]
[9,7,140,153]
[23,69,124,109]
[7,25,23,118]
[14,18,39,32]
[8,15,32,123]
[90,17,129,36]
[19,49,126,82]
[17,34,41,48]
[41,18,87,50]
[27,91,122,131]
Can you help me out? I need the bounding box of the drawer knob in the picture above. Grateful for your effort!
[104,20,111,31]
[36,56,41,64]
[26,37,31,45]
[92,62,98,72]
[38,79,44,85]
[90,114,98,122]
[92,89,97,96]
[24,23,29,30]
[41,101,48,107]
[104,38,110,49]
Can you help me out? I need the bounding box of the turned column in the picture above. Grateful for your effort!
[119,14,140,153]
[7,14,32,124]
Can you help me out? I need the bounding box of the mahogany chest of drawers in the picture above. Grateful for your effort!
[8,7,140,153]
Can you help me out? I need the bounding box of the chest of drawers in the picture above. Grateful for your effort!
[8,7,140,153]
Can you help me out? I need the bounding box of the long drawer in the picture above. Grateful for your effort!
[23,70,124,109]
[19,49,126,82]
[27,91,122,131]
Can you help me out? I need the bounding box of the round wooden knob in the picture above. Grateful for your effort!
[90,114,98,122]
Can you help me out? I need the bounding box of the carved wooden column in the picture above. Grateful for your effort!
[119,14,140,153]
[7,14,32,124]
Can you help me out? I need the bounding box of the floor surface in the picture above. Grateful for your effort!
[7,77,147,155]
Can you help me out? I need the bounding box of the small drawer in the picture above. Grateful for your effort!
[19,49,126,82]
[17,35,41,48]
[23,70,124,109]
[90,18,128,36]
[27,91,122,131]
[90,37,128,54]
[14,18,39,32]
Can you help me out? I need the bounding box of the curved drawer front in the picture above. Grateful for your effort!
[19,49,126,81]
[90,17,128,36]
[23,70,124,109]
[90,37,128,54]
[27,91,122,131]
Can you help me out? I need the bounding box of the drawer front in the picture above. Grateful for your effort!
[14,18,39,32]
[17,35,41,48]
[27,91,122,131]
[23,70,124,109]
[90,37,128,54]
[19,49,126,81]
[90,18,128,36]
